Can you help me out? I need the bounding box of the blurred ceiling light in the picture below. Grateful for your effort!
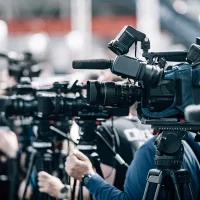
[0,20,8,41]
[28,33,49,54]
[65,31,84,51]
[173,0,188,14]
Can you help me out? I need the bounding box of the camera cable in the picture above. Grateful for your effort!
[95,131,129,169]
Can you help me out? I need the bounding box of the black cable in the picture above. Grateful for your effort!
[50,126,77,145]
[21,151,36,200]
[111,127,120,155]
[71,179,77,200]
[8,158,17,200]
[95,131,129,169]
[111,118,117,152]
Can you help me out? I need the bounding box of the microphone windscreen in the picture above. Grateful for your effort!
[72,59,111,70]
[185,105,200,123]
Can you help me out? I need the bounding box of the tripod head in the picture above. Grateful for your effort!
[154,131,187,170]
[142,120,196,200]
[142,118,200,169]
[75,118,106,143]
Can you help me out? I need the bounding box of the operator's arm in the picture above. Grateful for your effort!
[85,173,129,200]
[66,138,155,200]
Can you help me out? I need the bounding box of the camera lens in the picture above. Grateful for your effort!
[87,81,141,106]
[0,96,37,116]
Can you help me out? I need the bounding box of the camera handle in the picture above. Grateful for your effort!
[142,131,194,200]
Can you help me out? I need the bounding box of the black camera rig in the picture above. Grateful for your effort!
[0,78,128,119]
[72,25,200,128]
[72,25,200,200]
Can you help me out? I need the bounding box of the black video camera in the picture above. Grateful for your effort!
[73,26,200,125]
[0,79,128,119]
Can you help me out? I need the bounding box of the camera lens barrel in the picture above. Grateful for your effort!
[101,82,116,105]
[87,81,141,107]
[0,96,37,116]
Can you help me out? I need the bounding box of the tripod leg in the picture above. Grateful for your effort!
[170,171,181,200]
[179,184,184,200]
[8,158,17,200]
[142,182,150,200]
[187,182,195,200]
[36,151,57,200]
[78,182,83,200]
[174,184,181,200]
[71,179,77,200]
[21,151,36,200]
[153,184,161,200]
[94,160,104,178]
[142,169,164,200]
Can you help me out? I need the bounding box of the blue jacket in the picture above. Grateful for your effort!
[86,132,200,200]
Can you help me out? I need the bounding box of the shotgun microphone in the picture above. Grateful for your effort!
[72,59,112,70]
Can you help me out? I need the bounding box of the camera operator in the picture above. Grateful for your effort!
[95,104,152,190]
[65,66,200,200]
[66,25,200,199]
[66,130,200,200]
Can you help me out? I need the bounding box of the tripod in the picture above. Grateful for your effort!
[142,131,194,200]
[71,119,104,200]
[21,120,56,200]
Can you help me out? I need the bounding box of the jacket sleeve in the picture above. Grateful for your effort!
[85,174,130,200]
[85,137,155,200]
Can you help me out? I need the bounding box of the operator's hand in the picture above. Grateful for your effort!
[65,150,95,180]
[38,171,67,199]
[0,128,18,158]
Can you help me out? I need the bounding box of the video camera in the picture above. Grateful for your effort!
[0,79,128,119]
[73,26,200,128]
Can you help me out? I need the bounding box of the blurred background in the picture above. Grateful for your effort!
[0,0,199,77]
